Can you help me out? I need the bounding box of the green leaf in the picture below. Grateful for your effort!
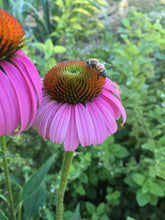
[97,203,105,215]
[149,194,158,206]
[158,136,165,147]
[126,217,136,220]
[73,204,81,220]
[110,144,129,158]
[136,189,150,206]
[149,182,164,197]
[53,46,67,53]
[141,143,154,151]
[46,209,55,220]
[132,173,145,186]
[21,154,56,202]
[73,8,91,16]
[0,195,8,205]
[33,42,45,52]
[86,202,96,214]
[45,39,54,59]
[0,209,9,220]
[23,183,46,219]
[122,18,131,29]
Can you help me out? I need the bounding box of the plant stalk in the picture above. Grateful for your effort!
[0,136,15,220]
[56,151,74,220]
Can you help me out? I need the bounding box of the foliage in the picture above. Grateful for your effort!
[1,1,165,220]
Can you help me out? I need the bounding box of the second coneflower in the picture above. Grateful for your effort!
[0,9,42,220]
[33,61,126,150]
[0,9,42,136]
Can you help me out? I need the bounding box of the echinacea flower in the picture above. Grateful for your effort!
[33,61,126,151]
[0,9,42,136]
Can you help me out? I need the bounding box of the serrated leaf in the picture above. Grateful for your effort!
[53,46,67,53]
[23,184,46,219]
[136,189,150,206]
[86,202,96,214]
[149,182,164,196]
[21,154,55,202]
[132,173,145,186]
[73,204,81,220]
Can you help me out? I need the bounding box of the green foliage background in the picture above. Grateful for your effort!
[0,0,165,219]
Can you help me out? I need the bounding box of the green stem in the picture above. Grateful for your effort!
[56,151,74,220]
[0,136,15,220]
[18,202,22,220]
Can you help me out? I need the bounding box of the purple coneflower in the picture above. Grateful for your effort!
[0,9,42,136]
[33,61,126,151]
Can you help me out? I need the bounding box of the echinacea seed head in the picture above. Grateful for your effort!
[0,9,25,61]
[43,61,106,105]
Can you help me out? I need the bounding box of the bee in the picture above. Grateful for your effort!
[86,58,106,79]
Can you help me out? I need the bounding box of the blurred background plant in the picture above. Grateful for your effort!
[0,0,165,219]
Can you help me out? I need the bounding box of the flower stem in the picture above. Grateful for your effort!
[0,136,15,220]
[56,151,74,220]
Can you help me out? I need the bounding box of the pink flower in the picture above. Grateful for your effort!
[0,9,42,136]
[33,61,126,151]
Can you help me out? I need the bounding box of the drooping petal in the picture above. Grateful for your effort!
[106,78,121,93]
[49,103,71,144]
[75,103,95,146]
[1,61,33,135]
[86,101,107,145]
[104,78,121,99]
[11,57,39,126]
[0,70,20,135]
[102,90,126,125]
[12,50,42,103]
[93,97,118,135]
[64,105,79,151]
[33,96,61,139]
[96,94,116,119]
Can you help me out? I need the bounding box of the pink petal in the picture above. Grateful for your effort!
[106,78,121,92]
[93,97,118,135]
[1,61,33,135]
[13,50,42,103]
[0,69,20,135]
[97,94,116,119]
[11,58,38,125]
[104,78,121,99]
[64,105,79,151]
[86,101,107,145]
[102,91,126,125]
[49,103,71,144]
[33,97,61,139]
[75,103,95,146]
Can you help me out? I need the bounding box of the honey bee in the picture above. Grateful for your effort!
[86,58,106,79]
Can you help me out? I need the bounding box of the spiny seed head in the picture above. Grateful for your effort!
[44,61,106,105]
[0,9,25,61]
